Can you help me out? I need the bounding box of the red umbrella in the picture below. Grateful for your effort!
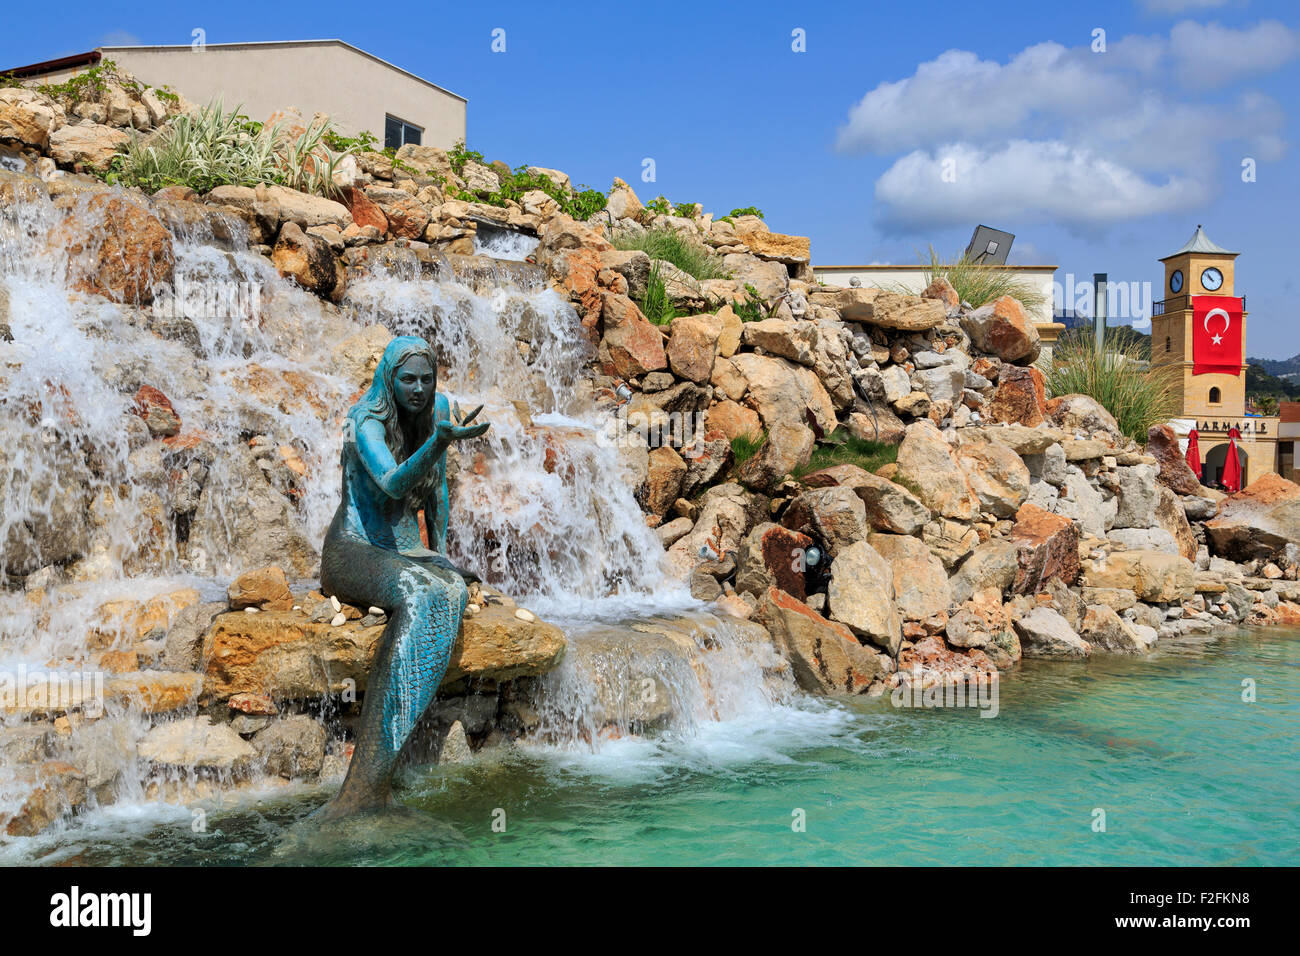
[1222,426,1242,493]
[1185,428,1202,479]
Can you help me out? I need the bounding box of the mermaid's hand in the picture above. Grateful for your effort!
[438,402,489,442]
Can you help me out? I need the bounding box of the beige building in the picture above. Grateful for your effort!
[4,40,467,149]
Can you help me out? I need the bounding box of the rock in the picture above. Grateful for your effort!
[1112,464,1160,529]
[439,720,473,764]
[131,384,181,438]
[1204,473,1300,561]
[1010,502,1080,594]
[199,600,566,702]
[56,194,175,304]
[264,184,351,228]
[680,431,733,497]
[985,365,1047,426]
[846,406,906,445]
[1045,394,1122,441]
[597,292,668,379]
[781,486,869,558]
[364,188,429,239]
[460,160,500,194]
[895,420,978,520]
[923,518,980,570]
[1080,604,1155,654]
[869,533,951,621]
[606,177,643,220]
[272,220,346,301]
[667,312,723,384]
[1146,424,1202,496]
[949,539,1019,603]
[706,400,763,442]
[2,762,88,837]
[394,143,452,179]
[47,122,128,169]
[138,716,257,772]
[737,420,814,492]
[227,565,294,612]
[740,318,818,366]
[922,277,960,308]
[729,353,837,435]
[735,522,813,601]
[838,289,945,331]
[644,446,687,517]
[0,89,64,148]
[663,483,752,580]
[757,588,888,695]
[827,540,902,654]
[1107,528,1179,555]
[252,715,327,778]
[960,296,1040,364]
[956,435,1030,517]
[802,464,931,535]
[1081,550,1195,603]
[1013,606,1091,660]
[738,231,811,264]
[162,601,226,671]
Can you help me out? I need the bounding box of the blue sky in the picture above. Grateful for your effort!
[4,0,1298,355]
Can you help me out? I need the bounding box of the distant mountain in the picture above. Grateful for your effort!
[1248,353,1300,378]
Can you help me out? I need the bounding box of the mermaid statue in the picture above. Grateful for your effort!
[315,335,489,821]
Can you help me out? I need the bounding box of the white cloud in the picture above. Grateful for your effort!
[1140,0,1233,14]
[99,30,143,47]
[874,142,1203,235]
[838,19,1297,233]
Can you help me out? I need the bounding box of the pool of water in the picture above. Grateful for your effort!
[12,626,1299,866]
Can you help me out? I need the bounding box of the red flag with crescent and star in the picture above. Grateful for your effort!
[1192,295,1243,376]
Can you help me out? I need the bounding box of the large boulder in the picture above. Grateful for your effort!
[960,295,1040,364]
[47,123,128,169]
[138,717,256,772]
[837,289,946,331]
[667,312,724,384]
[827,539,901,654]
[738,231,811,264]
[596,292,668,379]
[869,533,951,621]
[0,89,65,148]
[780,486,869,558]
[1013,607,1091,660]
[227,566,294,611]
[1153,485,1198,563]
[757,588,888,695]
[729,352,837,435]
[956,435,1031,517]
[1045,394,1122,440]
[1112,464,1160,530]
[1145,424,1202,496]
[57,194,175,304]
[895,420,978,520]
[264,184,351,229]
[272,221,346,302]
[1010,502,1079,594]
[1079,604,1155,655]
[200,598,567,702]
[1081,550,1195,603]
[663,483,752,580]
[740,319,818,367]
[949,539,1019,603]
[984,366,1047,427]
[735,523,813,601]
[736,420,814,492]
[801,464,930,535]
[1204,473,1300,561]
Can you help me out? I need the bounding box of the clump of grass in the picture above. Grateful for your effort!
[637,261,681,326]
[914,244,1047,311]
[794,430,898,479]
[730,431,767,469]
[1041,332,1180,442]
[612,225,728,280]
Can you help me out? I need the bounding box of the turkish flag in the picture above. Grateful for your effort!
[1192,296,1243,376]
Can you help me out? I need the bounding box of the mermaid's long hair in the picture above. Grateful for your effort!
[346,335,439,509]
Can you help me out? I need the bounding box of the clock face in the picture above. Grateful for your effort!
[1201,267,1224,292]
[1170,270,1184,293]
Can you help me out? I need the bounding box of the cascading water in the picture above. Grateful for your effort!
[0,171,791,842]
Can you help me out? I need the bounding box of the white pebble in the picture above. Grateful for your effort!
[330,612,346,627]
[244,607,260,614]
[368,606,384,616]
[292,605,301,611]
[514,608,536,623]
[330,595,341,612]
[465,603,480,615]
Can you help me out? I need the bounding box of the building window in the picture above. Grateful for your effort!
[384,115,422,149]
[1209,387,1222,404]
[1165,336,1171,352]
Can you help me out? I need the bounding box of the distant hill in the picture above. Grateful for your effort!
[1248,353,1300,379]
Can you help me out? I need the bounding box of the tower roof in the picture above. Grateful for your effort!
[1160,224,1237,260]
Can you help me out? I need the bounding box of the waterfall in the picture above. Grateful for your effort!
[0,175,789,836]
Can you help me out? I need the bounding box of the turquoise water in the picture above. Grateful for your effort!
[16,626,1300,866]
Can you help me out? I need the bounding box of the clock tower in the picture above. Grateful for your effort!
[1152,224,1244,416]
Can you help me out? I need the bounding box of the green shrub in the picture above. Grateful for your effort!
[611,226,728,280]
[794,430,898,479]
[914,244,1047,311]
[726,206,764,219]
[642,196,672,217]
[1041,333,1180,443]
[447,140,484,174]
[730,431,767,468]
[36,59,142,106]
[673,200,698,218]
